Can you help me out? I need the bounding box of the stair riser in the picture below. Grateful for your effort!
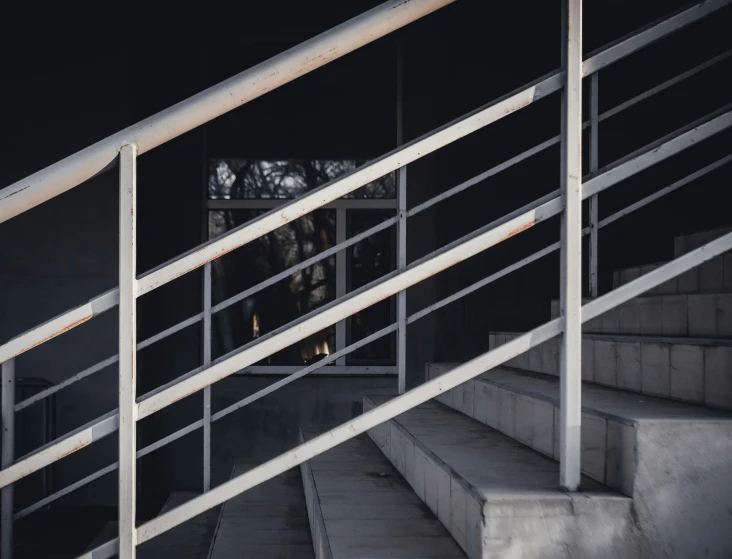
[551,293,732,338]
[365,397,638,559]
[426,366,732,559]
[490,333,732,410]
[612,254,732,294]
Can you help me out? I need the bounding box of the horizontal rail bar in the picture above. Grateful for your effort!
[599,153,732,228]
[19,149,731,516]
[208,199,398,210]
[212,216,398,314]
[14,312,204,411]
[3,4,726,370]
[211,324,399,422]
[137,74,562,297]
[135,228,732,545]
[600,49,732,122]
[5,101,730,492]
[584,0,731,75]
[0,0,456,224]
[0,412,118,490]
[0,290,117,365]
[584,105,732,198]
[15,419,204,521]
[137,194,564,419]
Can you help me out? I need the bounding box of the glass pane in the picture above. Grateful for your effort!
[209,159,395,200]
[347,210,396,364]
[209,210,336,366]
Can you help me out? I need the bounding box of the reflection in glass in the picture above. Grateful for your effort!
[347,211,396,364]
[209,159,396,200]
[209,210,336,365]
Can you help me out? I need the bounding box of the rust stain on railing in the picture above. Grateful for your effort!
[19,314,93,358]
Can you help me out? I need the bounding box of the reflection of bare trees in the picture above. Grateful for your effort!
[209,209,336,365]
[209,159,395,200]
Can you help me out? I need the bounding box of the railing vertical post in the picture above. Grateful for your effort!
[396,42,407,394]
[559,0,583,492]
[589,72,599,297]
[1,359,14,559]
[119,143,138,558]
[203,263,212,493]
[336,209,347,366]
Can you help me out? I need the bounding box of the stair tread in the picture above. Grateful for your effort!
[304,433,466,558]
[208,463,313,559]
[476,366,732,422]
[367,396,625,499]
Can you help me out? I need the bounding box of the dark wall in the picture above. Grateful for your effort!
[1,0,731,517]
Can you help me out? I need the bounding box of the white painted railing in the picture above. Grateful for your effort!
[1,0,731,557]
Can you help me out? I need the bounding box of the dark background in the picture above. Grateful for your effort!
[1,0,731,553]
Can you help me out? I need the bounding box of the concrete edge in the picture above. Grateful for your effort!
[298,429,334,559]
[363,394,486,509]
[205,463,237,559]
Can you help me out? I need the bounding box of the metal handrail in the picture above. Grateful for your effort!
[2,101,730,495]
[0,0,457,224]
[130,231,732,548]
[3,0,728,368]
[6,35,731,415]
[17,147,731,521]
[12,39,727,413]
[0,1,729,556]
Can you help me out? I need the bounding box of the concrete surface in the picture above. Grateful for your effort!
[428,365,732,559]
[301,430,465,559]
[550,292,732,338]
[207,463,313,559]
[365,396,639,559]
[490,332,732,410]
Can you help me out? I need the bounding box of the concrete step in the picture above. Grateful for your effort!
[364,395,639,559]
[612,254,732,294]
[550,292,732,337]
[85,492,219,559]
[427,364,732,498]
[207,462,313,559]
[490,331,732,410]
[300,431,465,559]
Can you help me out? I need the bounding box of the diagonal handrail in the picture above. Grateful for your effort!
[3,0,728,367]
[1,102,729,494]
[13,43,731,415]
[0,0,457,224]
[19,146,732,521]
[128,231,732,548]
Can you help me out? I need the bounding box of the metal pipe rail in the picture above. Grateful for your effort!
[2,0,728,369]
[5,21,731,414]
[16,39,729,414]
[18,146,731,521]
[2,101,729,495]
[0,0,457,224]
[0,1,730,557]
[79,231,732,558]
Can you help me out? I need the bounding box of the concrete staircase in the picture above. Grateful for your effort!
[86,227,732,558]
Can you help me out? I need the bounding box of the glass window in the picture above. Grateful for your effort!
[209,159,395,200]
[209,209,336,365]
